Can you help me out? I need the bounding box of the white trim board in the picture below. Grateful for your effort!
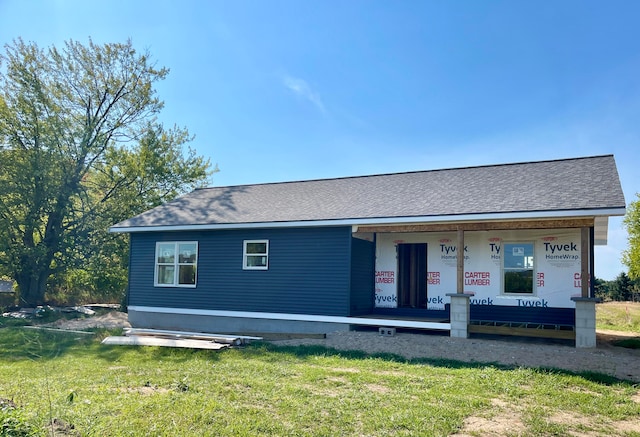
[128,306,452,331]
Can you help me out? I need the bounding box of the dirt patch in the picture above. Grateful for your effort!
[49,418,80,437]
[613,419,640,433]
[46,311,130,330]
[137,386,169,396]
[451,409,526,437]
[549,411,640,435]
[452,401,640,436]
[454,399,516,436]
[365,383,389,394]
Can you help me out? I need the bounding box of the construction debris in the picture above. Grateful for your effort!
[101,336,230,350]
[61,306,96,316]
[125,328,262,345]
[2,305,100,319]
[102,328,262,350]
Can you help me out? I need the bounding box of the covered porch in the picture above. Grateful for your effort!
[354,217,602,347]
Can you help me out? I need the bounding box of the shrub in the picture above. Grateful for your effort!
[0,402,39,437]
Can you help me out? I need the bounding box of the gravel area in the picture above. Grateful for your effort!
[270,329,640,383]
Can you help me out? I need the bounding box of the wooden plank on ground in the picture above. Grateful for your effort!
[123,328,262,344]
[101,336,230,350]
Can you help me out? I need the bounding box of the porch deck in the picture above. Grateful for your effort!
[362,305,576,340]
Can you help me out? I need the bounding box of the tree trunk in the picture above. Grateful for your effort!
[16,176,76,307]
[15,260,51,307]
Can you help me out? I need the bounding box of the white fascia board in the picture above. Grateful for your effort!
[128,306,451,331]
[594,216,609,245]
[109,207,626,234]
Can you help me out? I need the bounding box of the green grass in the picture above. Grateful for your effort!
[0,328,639,436]
[597,301,640,333]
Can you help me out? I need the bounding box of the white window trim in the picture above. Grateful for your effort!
[501,241,536,296]
[243,239,269,270]
[155,241,198,288]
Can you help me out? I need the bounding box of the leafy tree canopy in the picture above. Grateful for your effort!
[623,194,640,280]
[0,38,213,306]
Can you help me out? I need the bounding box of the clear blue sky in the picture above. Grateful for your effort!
[1,0,638,280]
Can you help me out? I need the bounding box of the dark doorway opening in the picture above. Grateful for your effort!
[397,243,427,308]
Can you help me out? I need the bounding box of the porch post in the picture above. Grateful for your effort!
[457,228,464,294]
[447,293,471,338]
[581,227,589,298]
[590,227,596,297]
[571,297,599,348]
[571,227,599,348]
[448,227,470,338]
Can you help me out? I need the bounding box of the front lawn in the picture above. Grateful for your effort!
[0,328,638,436]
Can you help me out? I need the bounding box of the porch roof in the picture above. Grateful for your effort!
[110,155,625,235]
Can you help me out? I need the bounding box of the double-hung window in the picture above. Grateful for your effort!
[503,242,534,294]
[243,240,269,270]
[155,242,198,287]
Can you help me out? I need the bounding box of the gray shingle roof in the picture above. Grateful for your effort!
[111,155,625,230]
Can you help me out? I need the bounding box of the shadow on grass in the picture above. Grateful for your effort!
[246,341,634,387]
[613,337,640,349]
[0,327,95,361]
[0,327,226,364]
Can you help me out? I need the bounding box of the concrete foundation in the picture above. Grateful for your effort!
[128,309,351,335]
[446,293,472,338]
[571,297,600,348]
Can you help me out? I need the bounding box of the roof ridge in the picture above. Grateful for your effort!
[195,154,614,191]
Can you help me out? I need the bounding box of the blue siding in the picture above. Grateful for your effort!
[129,226,353,316]
[350,237,374,315]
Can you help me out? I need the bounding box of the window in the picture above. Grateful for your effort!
[503,242,534,294]
[155,242,198,287]
[243,240,269,270]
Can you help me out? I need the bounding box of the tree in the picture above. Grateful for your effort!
[623,194,640,280]
[0,38,212,306]
[609,272,634,302]
[593,276,612,301]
